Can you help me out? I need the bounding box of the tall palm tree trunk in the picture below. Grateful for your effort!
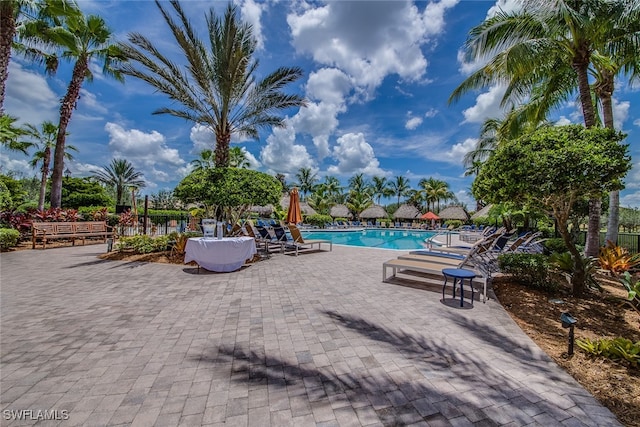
[50,58,87,208]
[597,71,620,244]
[573,54,600,257]
[0,1,15,114]
[215,127,231,167]
[37,147,50,211]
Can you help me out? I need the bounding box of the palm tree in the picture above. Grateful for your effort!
[449,0,637,256]
[20,2,126,208]
[25,120,76,211]
[348,173,372,196]
[0,114,31,153]
[190,149,215,171]
[295,167,317,200]
[389,176,410,207]
[229,146,249,168]
[93,159,145,206]
[371,176,393,205]
[317,176,343,202]
[118,1,306,168]
[346,190,372,219]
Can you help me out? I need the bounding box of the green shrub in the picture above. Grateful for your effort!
[577,337,640,367]
[445,219,463,229]
[498,253,555,291]
[543,238,568,254]
[116,235,170,254]
[0,228,20,249]
[305,214,333,228]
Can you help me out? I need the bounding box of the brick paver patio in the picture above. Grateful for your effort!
[1,243,621,426]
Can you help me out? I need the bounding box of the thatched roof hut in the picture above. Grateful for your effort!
[250,204,274,216]
[438,205,469,221]
[359,205,388,219]
[330,204,351,218]
[300,202,317,216]
[393,204,420,219]
[470,204,492,220]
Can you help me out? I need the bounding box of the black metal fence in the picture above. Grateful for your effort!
[576,231,640,254]
[117,213,191,237]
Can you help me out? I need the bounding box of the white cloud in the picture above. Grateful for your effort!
[4,61,59,125]
[290,68,351,159]
[555,116,573,126]
[461,84,507,124]
[237,0,265,50]
[104,122,187,187]
[487,0,523,17]
[612,98,630,130]
[634,118,640,127]
[260,124,315,174]
[327,132,386,176]
[287,0,457,97]
[424,108,438,118]
[405,116,423,130]
[442,137,477,164]
[0,154,32,177]
[190,124,216,154]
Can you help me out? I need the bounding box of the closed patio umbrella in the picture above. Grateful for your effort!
[286,188,302,225]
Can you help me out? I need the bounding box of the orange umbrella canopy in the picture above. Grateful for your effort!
[421,211,439,220]
[286,188,303,225]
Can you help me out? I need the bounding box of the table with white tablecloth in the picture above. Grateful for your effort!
[184,236,257,272]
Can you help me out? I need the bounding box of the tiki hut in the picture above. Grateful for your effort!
[250,204,274,216]
[392,204,421,219]
[438,205,470,221]
[330,204,351,218]
[470,204,492,220]
[359,205,388,219]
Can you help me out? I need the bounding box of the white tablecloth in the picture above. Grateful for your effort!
[184,237,257,272]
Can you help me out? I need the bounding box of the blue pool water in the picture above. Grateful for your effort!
[300,228,437,250]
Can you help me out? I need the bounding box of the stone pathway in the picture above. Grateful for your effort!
[1,244,620,426]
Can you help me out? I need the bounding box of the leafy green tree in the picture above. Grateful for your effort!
[25,121,76,211]
[93,159,145,207]
[473,125,630,296]
[450,0,640,256]
[20,0,126,208]
[119,1,306,168]
[174,168,281,223]
[295,167,318,200]
[389,175,410,207]
[346,190,372,219]
[0,173,27,209]
[149,190,179,210]
[190,149,215,171]
[59,176,111,209]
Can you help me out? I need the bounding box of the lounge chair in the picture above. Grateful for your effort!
[285,224,333,256]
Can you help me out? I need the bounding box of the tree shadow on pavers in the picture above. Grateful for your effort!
[194,345,477,426]
[318,310,608,426]
[323,309,560,378]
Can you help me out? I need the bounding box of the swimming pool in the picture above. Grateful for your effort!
[300,228,437,250]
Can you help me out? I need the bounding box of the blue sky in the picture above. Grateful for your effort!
[3,0,640,209]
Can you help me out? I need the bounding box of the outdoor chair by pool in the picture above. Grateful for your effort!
[285,224,333,256]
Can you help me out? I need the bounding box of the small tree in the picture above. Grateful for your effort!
[174,168,282,224]
[473,125,630,296]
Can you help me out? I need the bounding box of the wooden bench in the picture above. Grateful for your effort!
[32,221,114,249]
[383,258,488,302]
